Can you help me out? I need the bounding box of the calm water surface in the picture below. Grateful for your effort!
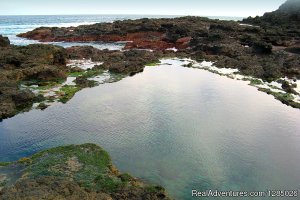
[0,61,299,199]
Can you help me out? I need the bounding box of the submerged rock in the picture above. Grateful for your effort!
[0,144,170,200]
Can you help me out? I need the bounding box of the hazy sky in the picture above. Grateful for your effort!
[0,0,286,17]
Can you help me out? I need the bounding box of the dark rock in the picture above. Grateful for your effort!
[252,41,272,54]
[67,46,161,75]
[242,0,300,47]
[281,80,298,94]
[0,35,10,47]
[0,0,299,115]
[70,66,85,73]
[75,76,97,88]
[67,45,103,59]
[278,0,300,14]
[0,38,69,120]
[23,65,68,81]
[37,103,48,110]
[12,90,35,107]
[17,5,300,83]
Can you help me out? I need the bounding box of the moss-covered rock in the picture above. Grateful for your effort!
[0,144,170,200]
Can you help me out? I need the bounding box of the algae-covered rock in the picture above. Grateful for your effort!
[0,144,171,200]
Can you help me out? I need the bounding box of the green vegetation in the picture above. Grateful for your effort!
[68,71,85,77]
[108,72,126,83]
[145,185,166,193]
[20,66,127,107]
[69,67,105,78]
[37,102,48,110]
[0,144,169,199]
[119,173,134,182]
[258,88,300,109]
[145,61,161,66]
[94,174,126,192]
[83,68,104,78]
[18,157,32,164]
[0,180,7,187]
[57,85,80,103]
[29,144,111,178]
[0,162,10,167]
[64,67,107,96]
[249,79,263,86]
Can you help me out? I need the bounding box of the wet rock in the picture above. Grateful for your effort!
[242,0,300,47]
[12,90,35,107]
[37,103,48,110]
[252,41,272,54]
[0,176,113,200]
[67,45,103,60]
[0,79,35,119]
[67,46,160,75]
[281,80,298,94]
[0,37,69,120]
[70,66,85,73]
[17,5,300,81]
[75,76,97,88]
[0,0,299,115]
[175,37,191,49]
[22,65,68,81]
[285,45,300,55]
[0,35,10,47]
[0,144,170,200]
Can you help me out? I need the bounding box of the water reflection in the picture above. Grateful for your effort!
[0,64,299,199]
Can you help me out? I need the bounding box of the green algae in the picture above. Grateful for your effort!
[0,144,170,198]
[57,85,80,103]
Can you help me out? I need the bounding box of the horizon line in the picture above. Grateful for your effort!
[0,14,247,18]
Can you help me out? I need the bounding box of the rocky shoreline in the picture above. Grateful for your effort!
[0,1,300,199]
[1,0,300,120]
[0,143,170,200]
[0,38,178,120]
[0,36,68,120]
[18,3,300,82]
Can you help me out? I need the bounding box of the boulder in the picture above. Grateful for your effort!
[0,35,10,47]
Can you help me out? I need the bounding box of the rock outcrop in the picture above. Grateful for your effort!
[18,7,300,81]
[67,46,170,75]
[0,35,10,47]
[0,39,69,120]
[242,0,300,46]
[1,0,300,118]
[18,17,240,50]
[0,144,170,200]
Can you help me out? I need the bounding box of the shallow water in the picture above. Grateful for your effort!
[0,61,299,199]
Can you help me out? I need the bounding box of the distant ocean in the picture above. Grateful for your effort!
[0,15,243,49]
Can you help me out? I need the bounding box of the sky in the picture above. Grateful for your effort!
[0,0,287,17]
